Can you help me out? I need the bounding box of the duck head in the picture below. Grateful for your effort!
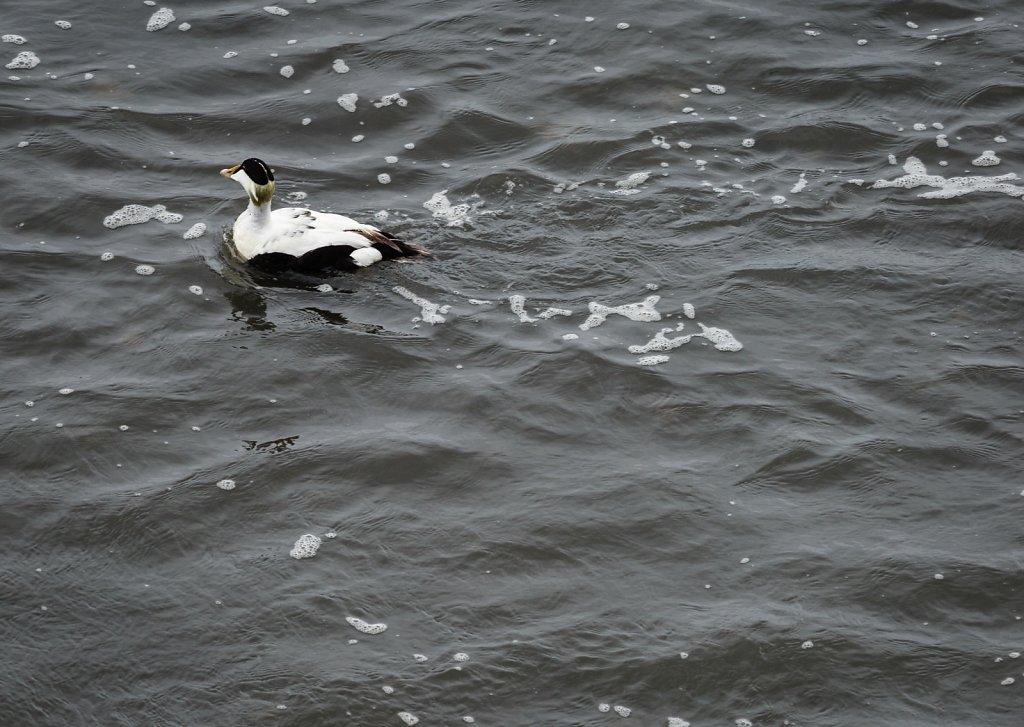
[220,157,276,206]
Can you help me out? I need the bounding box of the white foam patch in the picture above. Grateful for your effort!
[374,92,408,108]
[537,307,572,319]
[612,171,650,195]
[682,303,695,319]
[264,5,290,15]
[5,51,39,69]
[332,59,349,73]
[397,712,419,726]
[579,295,661,331]
[696,322,742,351]
[55,20,72,29]
[741,138,755,148]
[337,93,358,112]
[279,65,294,78]
[707,83,726,94]
[613,706,632,717]
[453,652,470,661]
[870,156,1024,199]
[377,173,391,185]
[183,222,206,239]
[393,285,449,324]
[636,355,671,366]
[509,295,536,323]
[289,533,321,559]
[100,251,115,261]
[972,150,1000,166]
[146,8,175,32]
[629,328,692,354]
[189,285,203,295]
[216,478,235,490]
[346,616,387,635]
[790,173,807,193]
[668,719,691,727]
[423,190,472,227]
[135,264,155,276]
[2,35,27,45]
[104,203,182,228]
[413,653,428,662]
[178,22,190,31]
[771,195,786,204]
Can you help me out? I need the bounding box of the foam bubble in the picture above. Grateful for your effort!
[382,685,395,694]
[397,712,419,726]
[289,533,321,559]
[616,22,630,29]
[315,283,333,293]
[393,285,449,324]
[509,295,536,323]
[682,303,695,318]
[614,706,632,717]
[668,719,691,727]
[58,387,74,395]
[741,138,755,148]
[801,640,814,649]
[871,156,1024,199]
[1001,677,1015,685]
[537,307,572,319]
[994,135,1007,143]
[216,479,236,490]
[637,355,671,366]
[178,22,191,31]
[972,150,1000,167]
[183,222,206,239]
[223,51,237,59]
[104,203,182,229]
[696,322,742,351]
[706,83,726,94]
[146,8,175,32]
[629,328,692,354]
[377,173,391,184]
[598,704,611,713]
[264,5,290,15]
[374,92,408,108]
[453,652,470,662]
[413,653,428,662]
[189,285,203,295]
[55,20,71,29]
[771,195,786,204]
[612,171,650,195]
[462,718,475,724]
[423,190,472,227]
[562,333,579,340]
[135,264,156,276]
[279,65,294,78]
[736,720,753,727]
[679,651,689,659]
[580,295,661,330]
[5,51,39,69]
[337,93,358,112]
[352,134,364,142]
[2,35,27,45]
[346,616,388,635]
[332,59,349,73]
[118,424,129,431]
[100,251,114,261]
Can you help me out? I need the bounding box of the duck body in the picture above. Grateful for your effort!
[221,158,426,273]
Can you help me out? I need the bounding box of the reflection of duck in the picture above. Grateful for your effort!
[220,158,427,273]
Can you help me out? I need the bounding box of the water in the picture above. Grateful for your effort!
[2,1,1022,725]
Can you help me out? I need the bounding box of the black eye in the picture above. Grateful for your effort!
[242,158,274,184]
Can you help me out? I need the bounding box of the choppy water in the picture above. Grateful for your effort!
[2,1,1023,725]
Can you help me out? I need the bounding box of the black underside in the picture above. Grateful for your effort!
[247,233,427,276]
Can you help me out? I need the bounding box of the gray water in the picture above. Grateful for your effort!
[2,1,1023,725]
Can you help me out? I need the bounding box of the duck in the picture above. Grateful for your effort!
[220,157,427,273]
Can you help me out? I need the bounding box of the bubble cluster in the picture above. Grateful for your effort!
[337,93,358,112]
[452,652,470,662]
[509,294,536,323]
[332,59,349,73]
[55,20,72,29]
[972,150,1000,167]
[423,190,472,227]
[373,93,408,108]
[289,533,321,560]
[377,173,391,185]
[668,719,691,727]
[146,8,175,32]
[629,328,692,354]
[134,264,156,276]
[871,156,1024,199]
[183,222,206,239]
[100,251,115,261]
[613,705,632,717]
[279,65,294,78]
[103,203,183,229]
[397,712,419,726]
[5,51,40,69]
[189,285,203,295]
[345,616,388,635]
[696,323,743,351]
[579,295,661,331]
[216,479,236,490]
[706,83,726,94]
[264,5,289,15]
[2,35,27,45]
[636,355,671,366]
[393,285,450,324]
[612,171,651,195]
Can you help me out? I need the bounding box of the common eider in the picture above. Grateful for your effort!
[220,158,427,273]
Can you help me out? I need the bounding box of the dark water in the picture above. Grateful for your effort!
[2,1,1023,725]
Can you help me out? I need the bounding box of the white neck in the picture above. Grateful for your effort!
[232,199,274,259]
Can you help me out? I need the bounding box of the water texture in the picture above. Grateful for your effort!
[1,1,1022,725]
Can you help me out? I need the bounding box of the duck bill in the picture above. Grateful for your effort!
[219,164,241,178]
